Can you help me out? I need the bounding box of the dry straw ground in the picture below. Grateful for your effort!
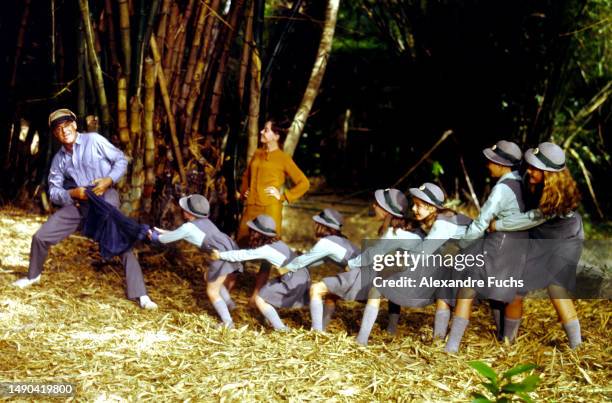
[0,200,610,402]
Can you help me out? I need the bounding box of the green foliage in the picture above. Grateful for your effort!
[468,361,541,403]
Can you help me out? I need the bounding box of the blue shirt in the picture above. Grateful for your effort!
[48,132,128,206]
[463,171,524,239]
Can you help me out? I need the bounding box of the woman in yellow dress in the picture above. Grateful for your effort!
[237,120,310,305]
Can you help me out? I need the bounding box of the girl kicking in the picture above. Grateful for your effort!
[491,142,584,349]
[444,140,528,352]
[355,183,471,346]
[280,208,361,331]
[310,189,421,337]
[150,194,242,328]
[211,214,298,331]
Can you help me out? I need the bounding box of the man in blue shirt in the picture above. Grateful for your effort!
[12,109,157,309]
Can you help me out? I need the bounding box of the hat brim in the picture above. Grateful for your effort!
[482,148,515,167]
[246,220,277,236]
[524,149,562,172]
[178,196,209,218]
[312,214,341,230]
[374,190,404,217]
[408,188,441,209]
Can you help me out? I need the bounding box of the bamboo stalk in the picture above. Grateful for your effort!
[118,0,131,82]
[10,0,31,88]
[169,29,187,107]
[80,20,97,115]
[184,0,221,140]
[104,0,120,70]
[177,1,209,117]
[143,57,157,212]
[156,0,172,61]
[134,0,161,97]
[150,36,187,185]
[163,3,180,75]
[207,0,246,134]
[170,0,198,108]
[117,75,131,155]
[80,0,111,137]
[77,23,87,125]
[123,96,144,214]
[238,0,254,104]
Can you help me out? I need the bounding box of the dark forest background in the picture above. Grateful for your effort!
[0,0,609,233]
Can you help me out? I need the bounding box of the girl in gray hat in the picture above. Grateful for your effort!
[354,184,471,346]
[148,194,243,328]
[211,214,299,331]
[444,140,529,353]
[276,208,361,332]
[489,142,584,349]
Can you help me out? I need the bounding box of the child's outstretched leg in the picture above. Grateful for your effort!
[309,281,328,331]
[323,296,338,330]
[207,274,234,329]
[489,299,506,339]
[444,288,475,353]
[433,299,451,340]
[250,262,271,308]
[255,295,287,331]
[386,301,401,335]
[356,288,381,346]
[502,295,523,343]
[220,285,237,310]
[549,285,581,349]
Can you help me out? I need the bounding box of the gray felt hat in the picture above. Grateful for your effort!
[524,142,566,172]
[312,208,344,230]
[482,140,522,166]
[178,194,210,218]
[374,188,408,218]
[247,214,277,236]
[409,182,445,208]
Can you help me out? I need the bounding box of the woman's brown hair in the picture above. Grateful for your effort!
[267,119,288,147]
[538,169,581,216]
[248,229,280,248]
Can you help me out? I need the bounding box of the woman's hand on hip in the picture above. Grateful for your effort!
[265,186,281,200]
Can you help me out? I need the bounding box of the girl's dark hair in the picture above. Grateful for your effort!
[419,207,456,234]
[377,212,421,237]
[314,222,345,238]
[248,228,280,248]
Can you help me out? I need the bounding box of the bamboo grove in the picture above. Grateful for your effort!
[7,0,341,222]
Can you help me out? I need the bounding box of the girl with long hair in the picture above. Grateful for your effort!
[491,142,584,349]
[355,183,471,346]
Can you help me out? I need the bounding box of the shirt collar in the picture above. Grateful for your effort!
[496,170,520,184]
[60,132,82,155]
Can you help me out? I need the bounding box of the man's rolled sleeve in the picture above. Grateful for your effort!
[48,156,73,206]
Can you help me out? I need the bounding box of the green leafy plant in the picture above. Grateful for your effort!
[468,361,541,403]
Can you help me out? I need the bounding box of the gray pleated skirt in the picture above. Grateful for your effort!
[207,259,243,283]
[260,269,311,309]
[522,213,583,293]
[470,230,529,303]
[322,268,371,302]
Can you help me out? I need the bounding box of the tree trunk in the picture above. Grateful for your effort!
[10,0,31,88]
[143,57,157,213]
[283,0,340,156]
